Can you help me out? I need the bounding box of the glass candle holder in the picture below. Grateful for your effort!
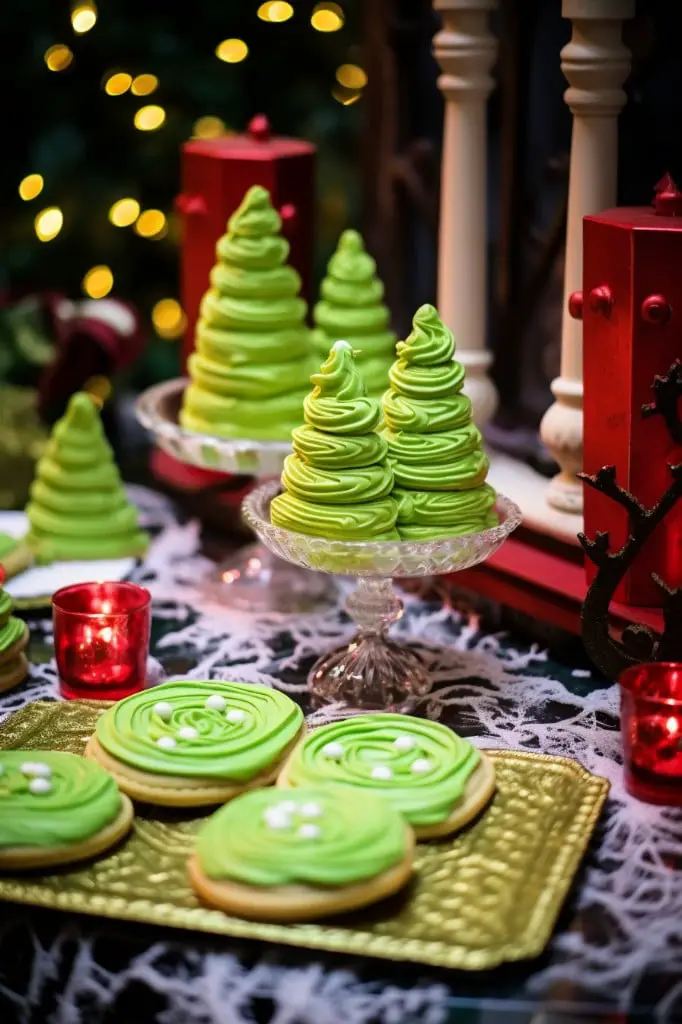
[53,581,151,701]
[620,662,682,806]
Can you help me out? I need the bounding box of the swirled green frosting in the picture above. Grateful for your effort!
[0,750,122,848]
[95,680,303,781]
[180,185,316,441]
[0,583,24,655]
[25,393,148,563]
[195,784,409,887]
[381,304,497,539]
[311,230,396,397]
[284,713,481,828]
[271,341,399,540]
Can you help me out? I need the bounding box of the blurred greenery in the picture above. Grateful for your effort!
[0,0,362,388]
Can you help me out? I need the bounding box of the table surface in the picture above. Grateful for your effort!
[1,486,681,1024]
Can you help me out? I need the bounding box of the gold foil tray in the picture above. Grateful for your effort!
[0,700,609,970]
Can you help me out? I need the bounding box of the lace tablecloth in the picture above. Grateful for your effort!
[1,487,681,1024]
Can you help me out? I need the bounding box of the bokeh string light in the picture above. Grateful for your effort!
[71,1,97,34]
[335,64,366,89]
[135,209,167,239]
[19,174,44,201]
[104,71,132,96]
[134,105,166,131]
[215,38,248,63]
[44,45,73,72]
[311,2,344,32]
[192,116,227,139]
[34,207,63,242]
[131,74,158,96]
[82,265,113,299]
[152,298,187,340]
[258,1,294,22]
[108,198,140,227]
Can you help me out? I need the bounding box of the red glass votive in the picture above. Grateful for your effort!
[620,662,682,805]
[53,581,151,700]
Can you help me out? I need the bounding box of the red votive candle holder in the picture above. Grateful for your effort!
[53,581,151,701]
[620,662,682,806]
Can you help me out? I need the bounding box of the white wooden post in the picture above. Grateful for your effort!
[540,0,634,514]
[433,0,498,429]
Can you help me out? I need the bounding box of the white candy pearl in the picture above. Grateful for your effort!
[154,702,173,722]
[205,695,227,712]
[277,800,297,814]
[178,726,199,741]
[298,823,321,839]
[157,736,176,750]
[29,778,52,795]
[0,764,4,776]
[394,735,416,752]
[30,763,53,777]
[300,802,322,818]
[411,758,432,774]
[322,742,343,760]
[264,809,292,830]
[371,765,393,780]
[226,709,246,723]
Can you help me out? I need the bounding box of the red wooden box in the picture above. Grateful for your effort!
[580,181,682,606]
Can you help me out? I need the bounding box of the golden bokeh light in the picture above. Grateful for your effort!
[34,207,63,242]
[135,209,167,239]
[192,115,226,139]
[82,265,113,299]
[104,71,132,96]
[311,3,344,32]
[71,2,97,34]
[335,63,366,89]
[108,197,140,227]
[45,44,73,72]
[83,375,112,405]
[215,38,248,63]
[131,73,158,96]
[332,85,361,106]
[134,104,166,131]
[19,174,44,201]
[152,298,187,340]
[257,1,294,22]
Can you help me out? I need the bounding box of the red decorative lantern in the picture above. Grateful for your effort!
[581,174,682,607]
[176,114,316,370]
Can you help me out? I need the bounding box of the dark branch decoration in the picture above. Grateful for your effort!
[579,362,682,679]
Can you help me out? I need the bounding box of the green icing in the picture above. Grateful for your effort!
[271,341,399,541]
[381,305,497,539]
[25,392,148,563]
[95,680,303,780]
[285,712,481,828]
[195,784,409,887]
[0,534,17,560]
[312,230,396,397]
[0,577,25,654]
[180,185,316,441]
[0,750,122,849]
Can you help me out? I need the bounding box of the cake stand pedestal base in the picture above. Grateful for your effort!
[306,578,431,711]
[202,543,337,614]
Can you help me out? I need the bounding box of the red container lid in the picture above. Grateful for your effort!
[183,114,314,161]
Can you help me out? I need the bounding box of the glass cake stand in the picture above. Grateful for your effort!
[243,480,522,710]
[135,379,336,613]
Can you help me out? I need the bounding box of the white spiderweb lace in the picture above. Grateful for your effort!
[2,486,681,1024]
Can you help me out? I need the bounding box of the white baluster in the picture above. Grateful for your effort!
[433,0,498,429]
[540,0,634,514]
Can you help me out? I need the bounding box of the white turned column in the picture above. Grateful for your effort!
[433,0,498,429]
[540,0,633,514]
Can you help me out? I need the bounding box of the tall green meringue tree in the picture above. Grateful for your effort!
[181,185,315,441]
[312,230,396,399]
[382,304,497,540]
[271,340,399,541]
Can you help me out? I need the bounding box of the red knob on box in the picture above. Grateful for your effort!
[641,294,671,325]
[568,290,584,320]
[588,285,613,317]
